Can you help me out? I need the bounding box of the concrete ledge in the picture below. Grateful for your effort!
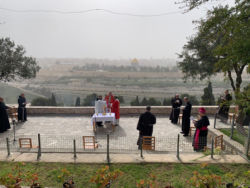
[25,106,223,115]
[0,152,247,164]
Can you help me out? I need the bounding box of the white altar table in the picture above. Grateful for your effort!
[91,113,116,132]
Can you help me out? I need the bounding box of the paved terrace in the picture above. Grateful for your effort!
[0,114,217,154]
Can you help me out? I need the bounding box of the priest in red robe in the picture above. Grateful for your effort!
[104,91,115,113]
[112,96,120,126]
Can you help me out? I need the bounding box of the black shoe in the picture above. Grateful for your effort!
[180,132,184,134]
[183,134,188,137]
[115,124,119,126]
[98,124,103,127]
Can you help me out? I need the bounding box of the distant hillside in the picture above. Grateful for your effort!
[0,82,39,104]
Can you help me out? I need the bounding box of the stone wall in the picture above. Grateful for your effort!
[25,106,225,115]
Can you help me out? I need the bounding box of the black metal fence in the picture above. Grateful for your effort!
[214,113,250,157]
[0,132,241,161]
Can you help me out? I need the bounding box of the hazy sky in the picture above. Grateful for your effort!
[0,0,235,59]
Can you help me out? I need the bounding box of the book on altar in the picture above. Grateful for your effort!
[95,100,107,114]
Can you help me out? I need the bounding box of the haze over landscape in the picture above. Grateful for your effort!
[1,0,246,107]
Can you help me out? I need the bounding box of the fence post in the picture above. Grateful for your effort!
[176,134,180,160]
[211,139,214,159]
[214,113,217,129]
[37,134,41,159]
[6,138,10,156]
[245,121,250,157]
[230,114,235,139]
[140,137,143,158]
[73,139,77,158]
[107,133,110,164]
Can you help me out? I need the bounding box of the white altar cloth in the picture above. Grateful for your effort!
[91,113,116,125]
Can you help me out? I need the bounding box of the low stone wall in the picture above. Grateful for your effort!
[25,106,221,115]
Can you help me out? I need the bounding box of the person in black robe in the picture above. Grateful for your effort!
[181,97,192,137]
[192,107,210,151]
[0,97,11,133]
[137,106,156,149]
[218,90,232,123]
[169,94,182,124]
[18,93,28,122]
[96,95,103,127]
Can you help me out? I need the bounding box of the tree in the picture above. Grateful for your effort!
[180,93,199,105]
[82,93,97,106]
[117,96,125,104]
[130,96,140,106]
[75,97,81,106]
[147,98,161,106]
[0,38,40,82]
[171,66,179,72]
[177,1,250,124]
[31,97,56,106]
[175,0,224,13]
[201,82,215,105]
[51,93,57,106]
[140,97,148,106]
[163,98,171,106]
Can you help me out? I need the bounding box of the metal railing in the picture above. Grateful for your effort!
[214,112,250,157]
[1,133,240,161]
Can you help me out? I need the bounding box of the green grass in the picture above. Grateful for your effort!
[0,162,250,188]
[220,128,248,145]
[0,82,38,104]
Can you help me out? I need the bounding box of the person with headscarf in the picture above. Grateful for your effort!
[192,107,210,151]
[18,93,28,122]
[0,97,11,133]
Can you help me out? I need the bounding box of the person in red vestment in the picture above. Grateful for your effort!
[113,96,120,126]
[104,91,115,113]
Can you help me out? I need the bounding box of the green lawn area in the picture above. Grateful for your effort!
[0,162,250,188]
[219,128,248,145]
[0,82,38,104]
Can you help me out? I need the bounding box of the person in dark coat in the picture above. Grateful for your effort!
[18,93,28,122]
[137,106,156,148]
[218,90,232,123]
[169,94,182,124]
[0,97,11,133]
[192,107,210,151]
[181,97,192,137]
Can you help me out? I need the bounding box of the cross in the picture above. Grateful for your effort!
[101,104,106,115]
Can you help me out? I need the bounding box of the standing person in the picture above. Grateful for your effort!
[104,91,115,113]
[181,97,192,137]
[137,106,156,149]
[169,94,182,124]
[192,107,210,151]
[218,90,232,123]
[112,96,120,126]
[18,93,28,122]
[0,97,11,133]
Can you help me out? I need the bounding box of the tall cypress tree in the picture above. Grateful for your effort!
[140,97,148,106]
[75,97,81,106]
[51,93,57,106]
[130,96,140,106]
[163,98,168,106]
[201,82,215,105]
